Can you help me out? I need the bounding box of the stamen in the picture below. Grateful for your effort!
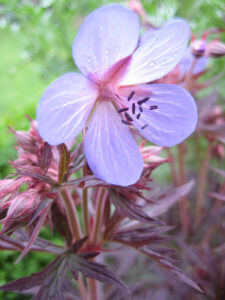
[127,91,135,101]
[121,120,130,125]
[139,106,143,112]
[118,107,129,113]
[141,124,148,130]
[125,112,133,122]
[132,103,135,115]
[136,113,141,120]
[150,105,158,110]
[137,97,150,105]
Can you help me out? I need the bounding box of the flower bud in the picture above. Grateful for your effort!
[206,40,225,58]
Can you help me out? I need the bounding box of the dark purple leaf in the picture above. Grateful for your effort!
[13,230,64,254]
[0,256,66,300]
[109,190,155,223]
[139,246,203,293]
[0,235,23,251]
[72,236,88,253]
[148,180,194,218]
[12,171,57,186]
[68,254,130,294]
[209,192,225,201]
[114,225,173,247]
[78,252,100,259]
[51,202,72,244]
[68,142,85,174]
[63,175,108,188]
[211,167,225,179]
[15,198,53,263]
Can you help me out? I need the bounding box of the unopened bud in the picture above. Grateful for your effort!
[206,40,225,58]
[191,40,206,57]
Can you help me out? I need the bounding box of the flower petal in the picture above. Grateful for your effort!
[84,101,143,186]
[120,84,197,147]
[37,73,98,145]
[73,4,140,82]
[120,19,190,86]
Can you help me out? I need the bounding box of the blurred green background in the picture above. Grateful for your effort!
[0,0,224,298]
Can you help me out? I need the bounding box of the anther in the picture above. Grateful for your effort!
[139,106,143,112]
[125,112,133,122]
[118,107,129,113]
[132,103,135,115]
[136,113,141,120]
[150,105,158,110]
[127,91,135,101]
[141,124,148,130]
[137,97,150,105]
[121,120,130,125]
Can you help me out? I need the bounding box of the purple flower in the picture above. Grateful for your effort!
[37,4,197,186]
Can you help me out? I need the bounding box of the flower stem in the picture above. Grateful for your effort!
[78,274,89,300]
[88,278,98,300]
[60,188,82,242]
[82,165,90,238]
[178,142,189,237]
[194,142,213,229]
[92,188,107,245]
[166,148,178,186]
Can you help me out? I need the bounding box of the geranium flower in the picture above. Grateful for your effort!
[37,4,197,186]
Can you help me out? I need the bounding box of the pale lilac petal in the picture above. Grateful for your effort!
[120,84,197,147]
[85,102,143,186]
[73,4,140,82]
[120,19,190,86]
[37,73,98,145]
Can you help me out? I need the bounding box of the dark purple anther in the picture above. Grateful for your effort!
[118,107,129,113]
[121,120,131,125]
[139,106,143,112]
[132,103,135,114]
[137,97,150,105]
[136,113,141,120]
[150,105,158,110]
[125,112,133,122]
[141,124,148,130]
[127,91,135,101]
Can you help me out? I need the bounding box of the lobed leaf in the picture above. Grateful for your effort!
[109,190,155,223]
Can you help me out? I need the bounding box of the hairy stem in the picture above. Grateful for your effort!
[194,142,213,229]
[92,188,107,245]
[177,58,198,237]
[166,148,178,186]
[88,278,98,300]
[178,142,189,237]
[78,274,89,300]
[60,188,82,242]
[82,165,90,238]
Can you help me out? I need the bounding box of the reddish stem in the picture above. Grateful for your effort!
[194,142,213,229]
[178,142,190,237]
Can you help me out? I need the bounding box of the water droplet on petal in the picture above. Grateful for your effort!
[149,61,156,67]
[81,66,87,74]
